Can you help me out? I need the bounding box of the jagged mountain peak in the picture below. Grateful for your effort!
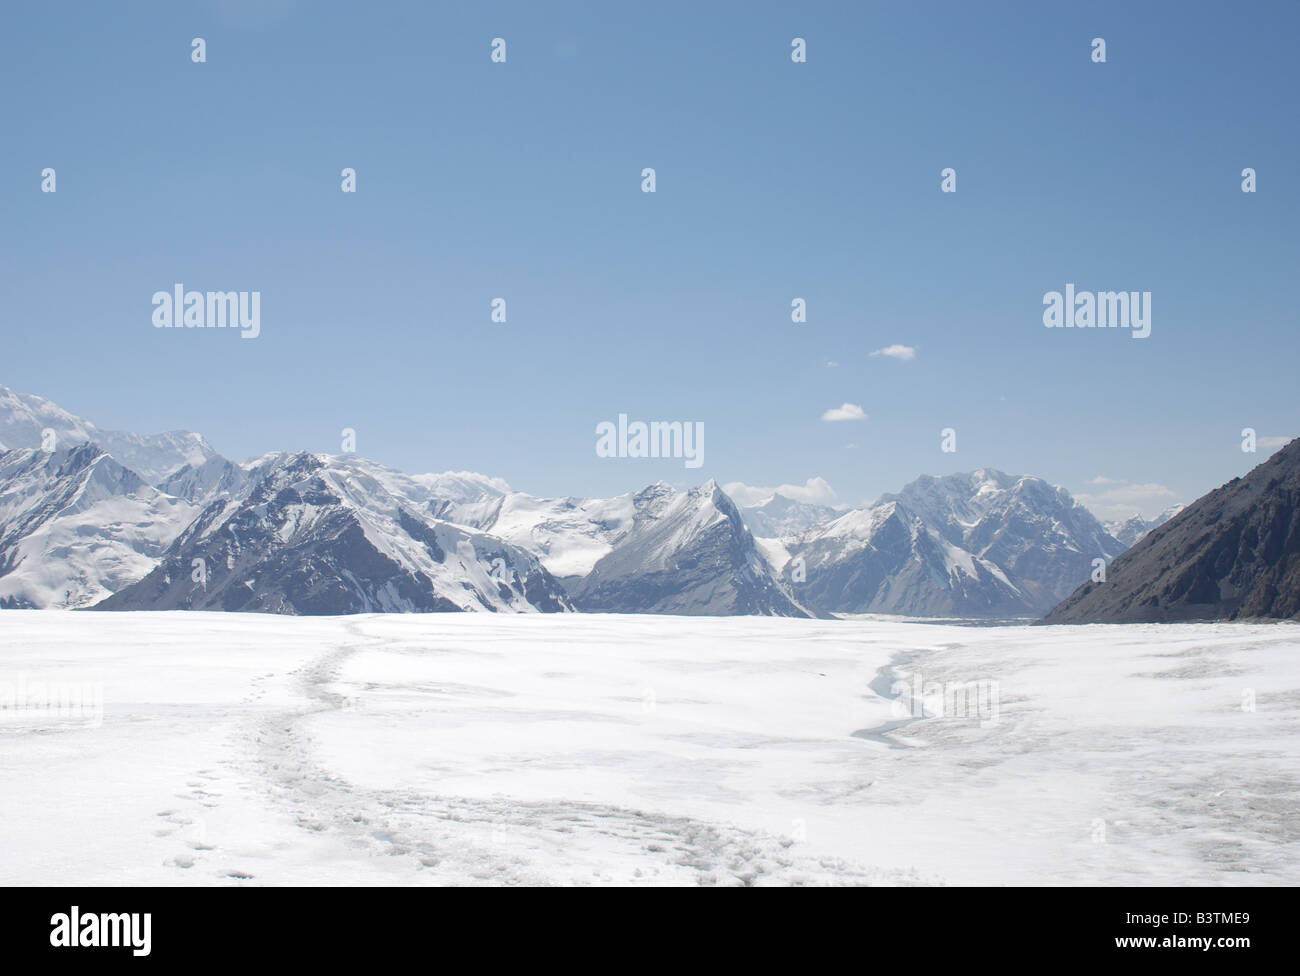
[555,478,806,617]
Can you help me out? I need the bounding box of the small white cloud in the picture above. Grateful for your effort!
[722,482,771,507]
[1088,475,1124,485]
[1259,435,1295,449]
[825,360,839,368]
[870,344,916,361]
[724,477,839,507]
[821,402,867,422]
[777,476,838,505]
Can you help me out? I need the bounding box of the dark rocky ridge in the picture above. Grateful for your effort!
[1043,439,1300,623]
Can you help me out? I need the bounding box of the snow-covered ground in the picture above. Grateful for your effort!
[1,612,1297,886]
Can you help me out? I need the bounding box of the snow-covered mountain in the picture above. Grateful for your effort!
[561,481,808,616]
[736,492,842,580]
[419,471,514,526]
[158,455,248,504]
[97,452,572,614]
[0,386,219,485]
[1105,505,1185,548]
[477,489,640,579]
[449,480,806,616]
[737,493,840,540]
[0,445,198,608]
[779,470,1124,618]
[785,501,1027,617]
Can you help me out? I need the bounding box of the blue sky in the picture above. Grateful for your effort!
[3,0,1297,518]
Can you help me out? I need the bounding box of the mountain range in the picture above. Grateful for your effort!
[7,383,1286,622]
[1104,506,1185,548]
[97,452,572,614]
[0,386,218,484]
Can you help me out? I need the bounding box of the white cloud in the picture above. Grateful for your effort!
[1259,435,1295,449]
[825,360,839,368]
[1088,475,1124,486]
[821,402,867,422]
[870,344,916,361]
[723,477,838,508]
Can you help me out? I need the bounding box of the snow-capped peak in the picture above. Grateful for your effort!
[0,384,220,484]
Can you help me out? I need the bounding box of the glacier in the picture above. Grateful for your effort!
[1,611,1296,886]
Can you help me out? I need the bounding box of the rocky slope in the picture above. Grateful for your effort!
[1045,440,1300,623]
